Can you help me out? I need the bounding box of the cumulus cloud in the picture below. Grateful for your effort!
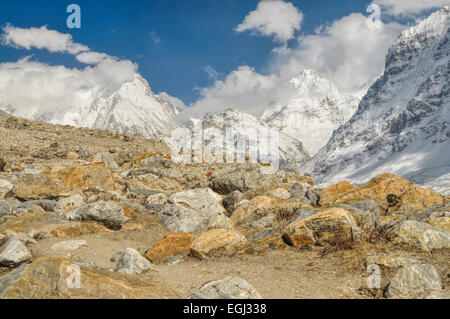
[236,0,303,42]
[186,12,405,119]
[1,25,89,54]
[0,25,138,118]
[373,0,450,16]
[274,13,405,94]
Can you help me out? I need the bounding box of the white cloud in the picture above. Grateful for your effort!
[0,26,138,118]
[236,0,303,42]
[274,13,405,94]
[186,12,405,119]
[157,92,187,112]
[203,65,220,81]
[150,31,161,44]
[1,25,89,54]
[373,0,450,16]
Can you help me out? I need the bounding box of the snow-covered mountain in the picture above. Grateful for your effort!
[261,70,361,156]
[2,75,180,139]
[301,7,450,193]
[174,108,310,170]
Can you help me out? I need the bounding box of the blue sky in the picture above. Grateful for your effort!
[0,0,374,104]
[0,0,446,117]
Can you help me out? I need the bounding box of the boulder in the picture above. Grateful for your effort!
[319,174,447,215]
[67,201,129,230]
[51,240,87,251]
[334,198,380,231]
[0,235,32,267]
[366,252,419,268]
[385,264,442,298]
[270,188,291,200]
[55,195,85,215]
[222,190,243,210]
[0,179,13,199]
[12,163,114,200]
[190,228,248,259]
[113,248,154,275]
[145,193,168,214]
[388,220,450,251]
[0,256,180,298]
[145,233,196,264]
[189,277,261,299]
[282,208,359,248]
[209,166,278,194]
[50,222,113,238]
[0,201,12,217]
[158,188,230,233]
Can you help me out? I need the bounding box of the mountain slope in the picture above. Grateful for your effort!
[1,75,179,139]
[301,7,450,193]
[261,70,361,155]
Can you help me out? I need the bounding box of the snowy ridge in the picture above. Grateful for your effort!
[261,70,360,155]
[301,7,450,194]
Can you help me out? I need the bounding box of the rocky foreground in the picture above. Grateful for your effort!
[0,112,449,299]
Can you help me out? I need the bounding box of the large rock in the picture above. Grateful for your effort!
[51,240,88,251]
[55,195,85,215]
[145,193,168,214]
[334,198,380,232]
[112,248,154,275]
[189,277,262,299]
[388,220,450,251]
[50,222,112,238]
[0,179,13,199]
[366,252,419,268]
[0,235,32,267]
[145,233,196,264]
[190,228,248,260]
[13,163,115,200]
[385,264,442,298]
[158,188,230,234]
[230,196,276,226]
[282,208,359,248]
[209,166,278,195]
[319,174,447,215]
[0,256,180,298]
[0,201,12,217]
[319,181,356,206]
[67,201,129,230]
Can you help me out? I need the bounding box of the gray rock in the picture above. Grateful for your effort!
[389,220,450,251]
[0,235,32,267]
[145,193,168,214]
[0,179,13,199]
[0,263,30,297]
[140,156,173,169]
[385,264,442,298]
[27,199,57,212]
[249,214,276,229]
[0,201,12,217]
[67,201,129,230]
[222,190,243,209]
[288,182,311,202]
[55,195,85,214]
[270,188,291,200]
[113,248,154,275]
[91,152,118,171]
[51,240,87,251]
[189,277,262,299]
[209,166,278,194]
[335,198,380,231]
[158,188,229,233]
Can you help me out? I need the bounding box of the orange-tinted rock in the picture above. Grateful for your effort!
[320,174,448,215]
[0,256,180,298]
[283,208,358,248]
[230,196,276,225]
[13,163,114,200]
[50,222,113,238]
[319,181,356,206]
[145,233,196,264]
[190,228,248,260]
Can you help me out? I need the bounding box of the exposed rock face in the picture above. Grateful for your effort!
[385,264,442,298]
[209,165,278,195]
[190,229,248,259]
[113,248,154,275]
[67,201,129,230]
[283,208,359,248]
[0,235,32,267]
[157,188,230,233]
[319,174,447,215]
[145,233,196,264]
[189,277,262,299]
[12,163,114,200]
[387,220,450,251]
[302,7,450,192]
[0,256,180,298]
